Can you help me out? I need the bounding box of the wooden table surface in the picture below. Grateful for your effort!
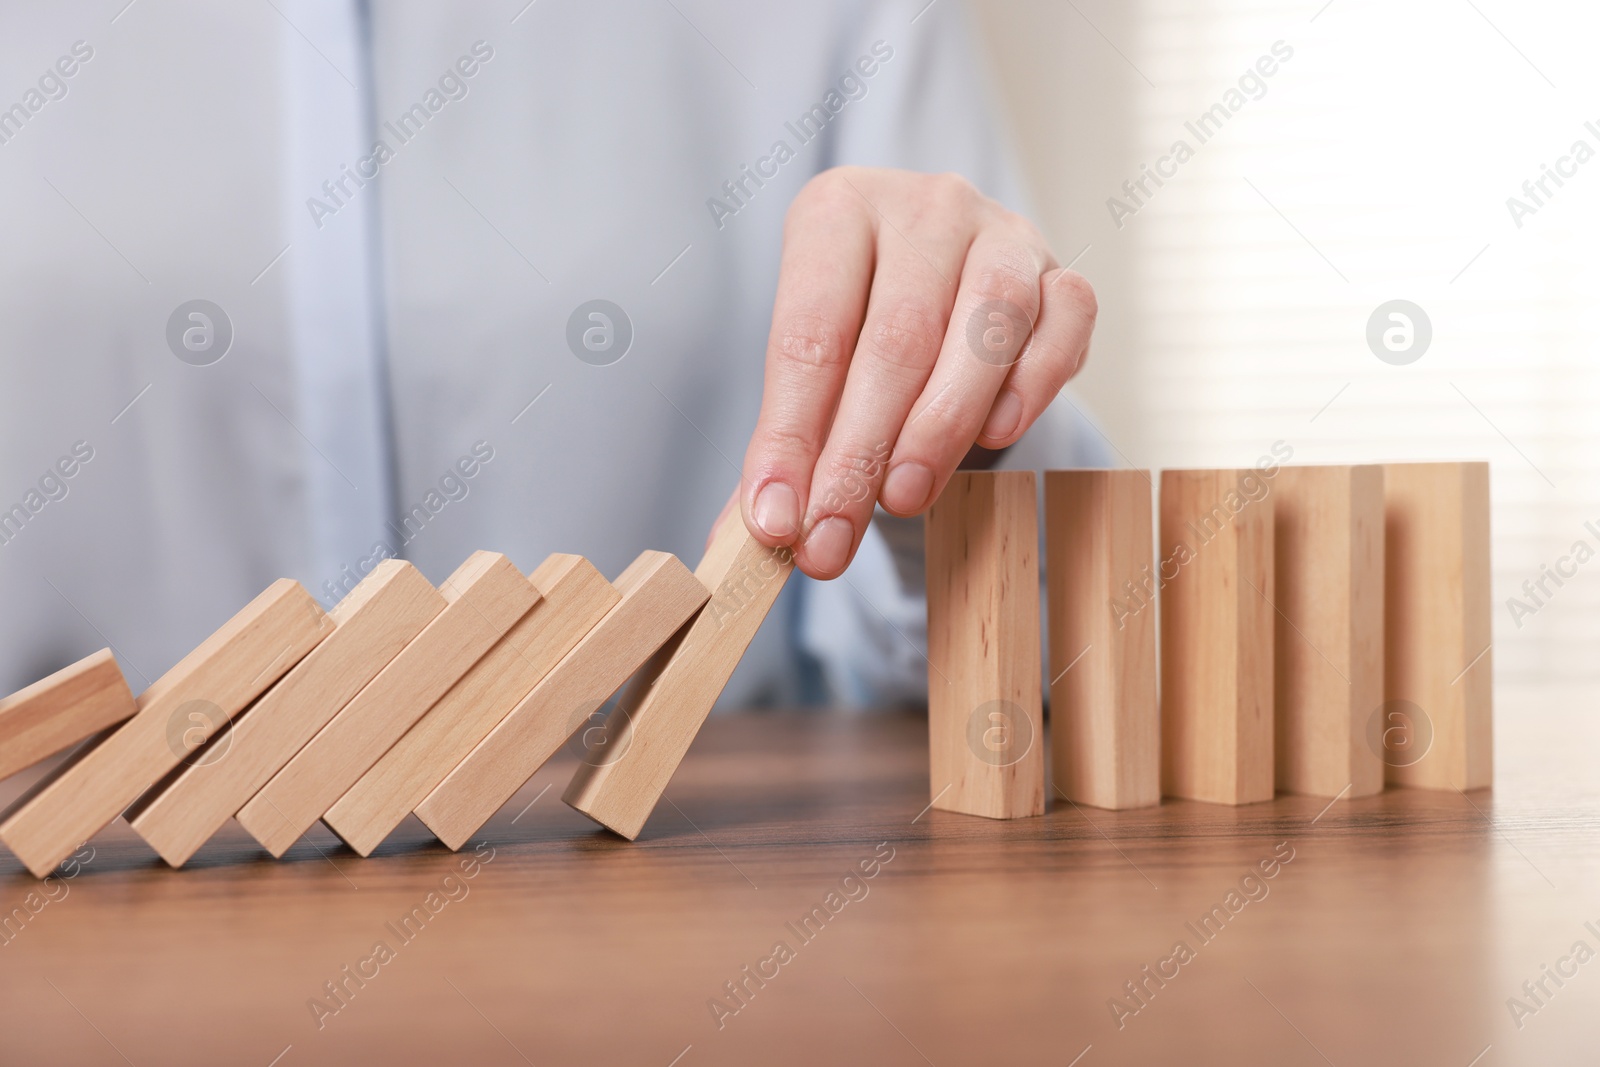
[0,687,1592,1066]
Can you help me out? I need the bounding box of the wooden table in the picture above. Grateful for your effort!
[0,689,1590,1066]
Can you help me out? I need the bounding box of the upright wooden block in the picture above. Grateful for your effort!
[0,650,136,783]
[325,554,619,856]
[415,551,709,850]
[124,561,445,867]
[236,552,537,857]
[0,581,331,877]
[1045,470,1158,810]
[1159,469,1275,805]
[924,471,1045,820]
[1383,462,1492,791]
[1273,465,1385,799]
[563,510,794,840]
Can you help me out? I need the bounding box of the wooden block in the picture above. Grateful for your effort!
[325,554,619,856]
[1273,465,1386,799]
[236,552,537,857]
[1045,470,1158,810]
[0,581,330,877]
[924,471,1045,820]
[1159,469,1275,805]
[562,510,794,840]
[124,560,445,867]
[0,650,136,783]
[415,551,709,850]
[1383,462,1492,790]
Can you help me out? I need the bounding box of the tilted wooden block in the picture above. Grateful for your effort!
[0,649,136,784]
[1045,470,1158,810]
[563,511,793,840]
[325,554,618,856]
[1383,462,1492,791]
[1159,469,1275,805]
[0,580,331,877]
[1273,465,1385,799]
[415,551,709,850]
[236,552,537,857]
[925,470,1045,820]
[125,560,444,867]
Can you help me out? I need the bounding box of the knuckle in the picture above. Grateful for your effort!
[793,166,861,214]
[970,259,1042,320]
[865,302,946,372]
[904,392,969,446]
[772,311,851,373]
[755,423,821,464]
[1049,269,1099,323]
[1020,327,1079,384]
[893,173,981,228]
[1009,211,1048,246]
[929,171,979,208]
[818,447,891,506]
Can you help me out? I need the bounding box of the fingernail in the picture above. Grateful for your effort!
[804,516,854,575]
[882,462,935,514]
[981,390,1024,442]
[752,481,800,539]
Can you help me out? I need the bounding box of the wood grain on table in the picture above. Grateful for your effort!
[0,693,1584,1066]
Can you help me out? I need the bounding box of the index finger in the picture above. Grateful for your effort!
[739,176,874,548]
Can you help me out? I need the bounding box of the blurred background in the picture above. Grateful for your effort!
[975,0,1597,692]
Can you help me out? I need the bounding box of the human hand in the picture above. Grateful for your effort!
[737,166,1098,580]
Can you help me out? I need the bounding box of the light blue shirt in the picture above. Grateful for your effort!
[0,1,1103,706]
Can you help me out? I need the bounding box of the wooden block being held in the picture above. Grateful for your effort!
[925,470,1045,820]
[1045,470,1158,810]
[0,649,136,783]
[563,510,793,840]
[236,552,537,857]
[0,580,331,877]
[1159,469,1275,806]
[125,560,445,867]
[325,554,619,856]
[1273,465,1385,799]
[1383,462,1492,791]
[416,551,709,850]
